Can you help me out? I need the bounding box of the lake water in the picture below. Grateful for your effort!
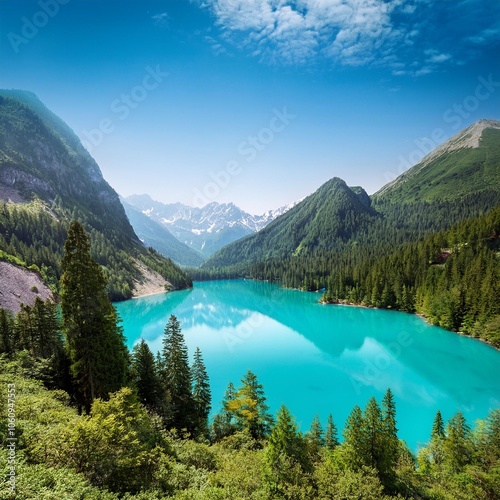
[115,279,500,450]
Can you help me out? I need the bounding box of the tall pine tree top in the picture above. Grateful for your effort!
[161,314,194,433]
[191,346,211,438]
[325,414,339,451]
[431,410,445,439]
[131,339,163,413]
[60,220,128,413]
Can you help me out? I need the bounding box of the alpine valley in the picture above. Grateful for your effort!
[1,90,500,500]
[1,91,499,345]
[124,194,300,259]
[193,119,500,346]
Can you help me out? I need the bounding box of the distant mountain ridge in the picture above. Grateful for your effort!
[121,198,204,267]
[125,194,300,257]
[202,118,500,272]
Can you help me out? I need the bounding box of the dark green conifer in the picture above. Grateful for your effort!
[60,220,129,413]
[306,414,324,460]
[363,397,385,471]
[431,410,445,439]
[444,411,473,472]
[342,405,367,470]
[325,413,339,451]
[0,308,15,357]
[160,314,195,433]
[131,339,163,413]
[263,405,311,496]
[191,346,211,437]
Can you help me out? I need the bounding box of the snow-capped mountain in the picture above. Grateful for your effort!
[125,194,300,257]
[255,201,302,229]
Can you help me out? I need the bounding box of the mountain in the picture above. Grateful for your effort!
[202,178,377,268]
[202,119,500,274]
[125,194,300,257]
[0,89,192,305]
[121,198,204,267]
[375,119,500,203]
[371,118,500,240]
[256,200,304,227]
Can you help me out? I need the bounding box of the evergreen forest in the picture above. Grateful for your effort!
[1,222,499,499]
[192,206,500,347]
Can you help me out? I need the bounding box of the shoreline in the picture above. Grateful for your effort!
[129,283,194,300]
[127,277,499,351]
[321,297,500,351]
[131,289,168,299]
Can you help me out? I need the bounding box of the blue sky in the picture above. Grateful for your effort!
[1,0,499,213]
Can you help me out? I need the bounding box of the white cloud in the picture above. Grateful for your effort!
[205,35,230,56]
[427,52,451,64]
[196,0,495,74]
[467,27,500,45]
[401,4,416,14]
[200,0,405,66]
[152,12,169,27]
[414,66,433,77]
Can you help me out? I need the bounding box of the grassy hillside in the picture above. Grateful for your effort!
[374,125,500,204]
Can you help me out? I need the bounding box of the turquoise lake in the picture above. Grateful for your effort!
[115,279,500,450]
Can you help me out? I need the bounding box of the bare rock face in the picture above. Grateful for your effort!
[0,166,55,200]
[375,119,500,197]
[0,184,25,203]
[0,261,54,314]
[131,259,171,297]
[419,119,500,167]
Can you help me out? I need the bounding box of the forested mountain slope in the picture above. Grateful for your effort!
[203,178,377,269]
[0,90,191,302]
[375,120,500,203]
[201,120,500,274]
[373,120,500,235]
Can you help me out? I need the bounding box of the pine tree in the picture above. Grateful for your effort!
[431,410,445,439]
[263,405,311,496]
[226,370,274,440]
[325,413,339,451]
[429,409,446,465]
[363,397,385,471]
[306,414,324,460]
[0,308,14,357]
[342,405,367,470]
[443,411,473,472]
[400,284,415,312]
[191,346,211,438]
[382,389,399,460]
[212,381,237,441]
[476,409,500,468]
[381,388,399,489]
[160,314,194,433]
[15,298,62,359]
[130,339,163,413]
[60,220,129,413]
